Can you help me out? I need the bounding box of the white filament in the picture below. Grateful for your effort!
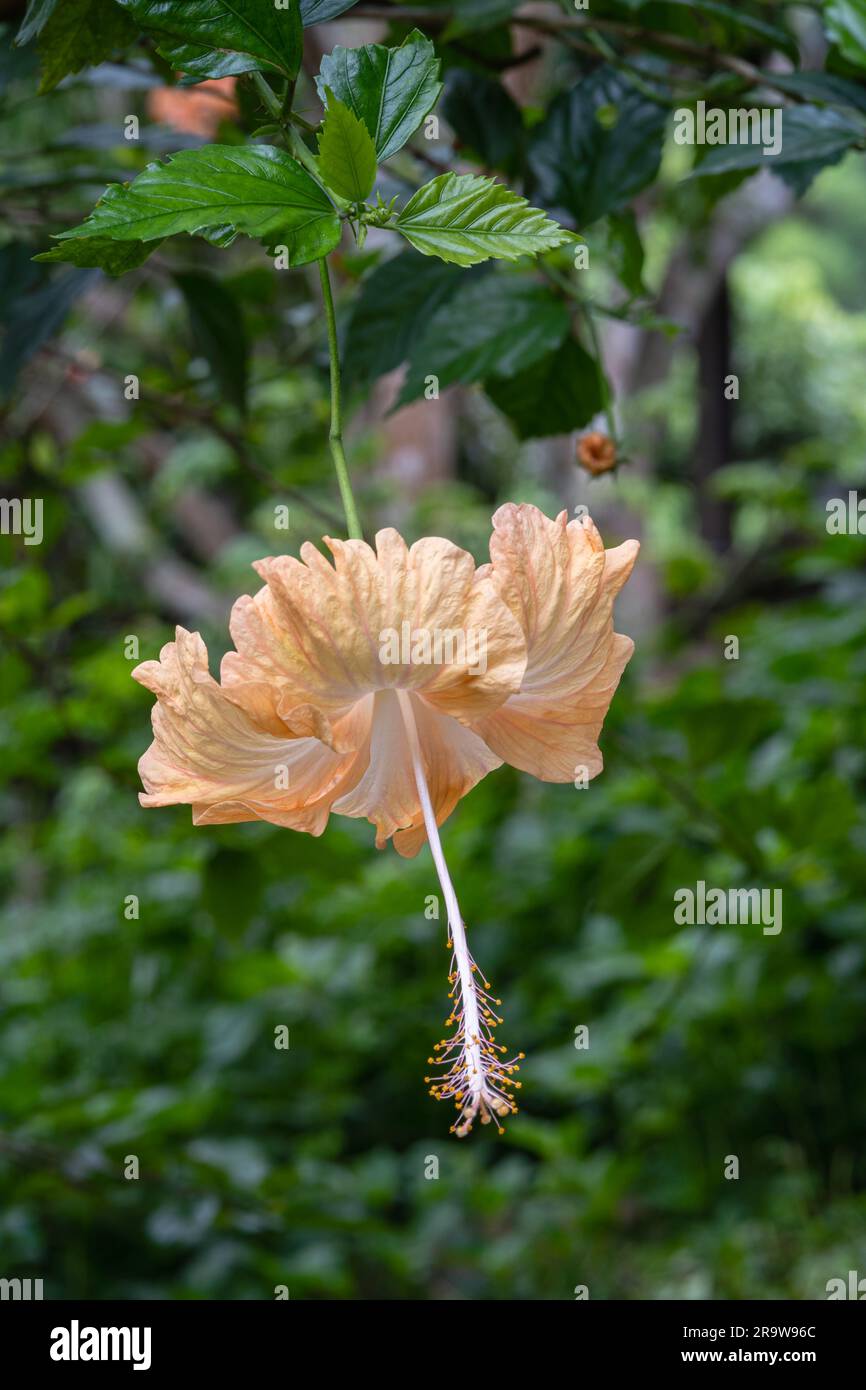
[396,690,483,1099]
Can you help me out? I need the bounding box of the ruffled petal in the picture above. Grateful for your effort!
[220,528,525,732]
[132,628,367,833]
[473,505,638,782]
[330,689,501,857]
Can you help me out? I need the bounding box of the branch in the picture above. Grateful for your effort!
[352,5,797,95]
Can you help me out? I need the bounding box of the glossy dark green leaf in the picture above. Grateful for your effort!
[766,70,866,115]
[622,0,795,57]
[53,145,341,266]
[395,171,572,266]
[115,0,303,80]
[300,0,358,21]
[441,69,524,174]
[678,0,795,52]
[689,106,865,178]
[0,246,96,398]
[485,335,604,439]
[316,29,442,160]
[444,0,520,37]
[36,0,138,93]
[343,250,469,390]
[826,0,866,68]
[397,276,569,405]
[157,42,263,82]
[606,210,646,299]
[529,67,668,228]
[175,271,248,414]
[34,236,160,276]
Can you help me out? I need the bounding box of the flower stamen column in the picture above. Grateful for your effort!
[396,690,523,1135]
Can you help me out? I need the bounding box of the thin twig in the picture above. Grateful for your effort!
[352,5,800,98]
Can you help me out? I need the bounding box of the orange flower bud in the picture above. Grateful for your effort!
[578,431,617,475]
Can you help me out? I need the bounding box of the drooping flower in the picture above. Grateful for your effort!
[133,504,638,1135]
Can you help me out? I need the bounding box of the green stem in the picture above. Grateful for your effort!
[580,300,618,444]
[317,257,363,540]
[286,125,320,179]
[543,263,618,443]
[282,77,297,120]
[253,72,350,209]
[251,73,359,536]
[250,71,282,121]
[288,126,351,211]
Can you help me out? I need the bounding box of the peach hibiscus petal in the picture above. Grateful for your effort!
[220,528,525,728]
[330,689,501,857]
[132,627,365,833]
[473,504,639,782]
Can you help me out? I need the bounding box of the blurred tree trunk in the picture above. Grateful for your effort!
[695,275,733,553]
[606,172,794,634]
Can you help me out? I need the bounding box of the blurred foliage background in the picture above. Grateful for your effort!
[2,0,866,1299]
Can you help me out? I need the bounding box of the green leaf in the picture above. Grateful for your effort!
[0,245,96,399]
[175,271,248,414]
[614,0,795,56]
[826,0,866,68]
[529,67,668,227]
[15,0,58,45]
[682,0,796,54]
[441,69,524,174]
[606,210,646,299]
[157,42,263,82]
[444,0,520,38]
[343,250,469,389]
[316,29,442,161]
[317,92,377,202]
[36,0,138,93]
[689,106,865,177]
[485,335,604,439]
[765,70,866,115]
[397,276,569,405]
[53,145,341,267]
[34,236,160,276]
[300,0,357,21]
[114,0,303,81]
[394,171,572,267]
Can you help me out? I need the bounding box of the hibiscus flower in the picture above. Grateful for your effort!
[133,503,638,1134]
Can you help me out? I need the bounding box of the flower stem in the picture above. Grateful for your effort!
[317,257,363,541]
[581,300,618,445]
[246,76,361,539]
